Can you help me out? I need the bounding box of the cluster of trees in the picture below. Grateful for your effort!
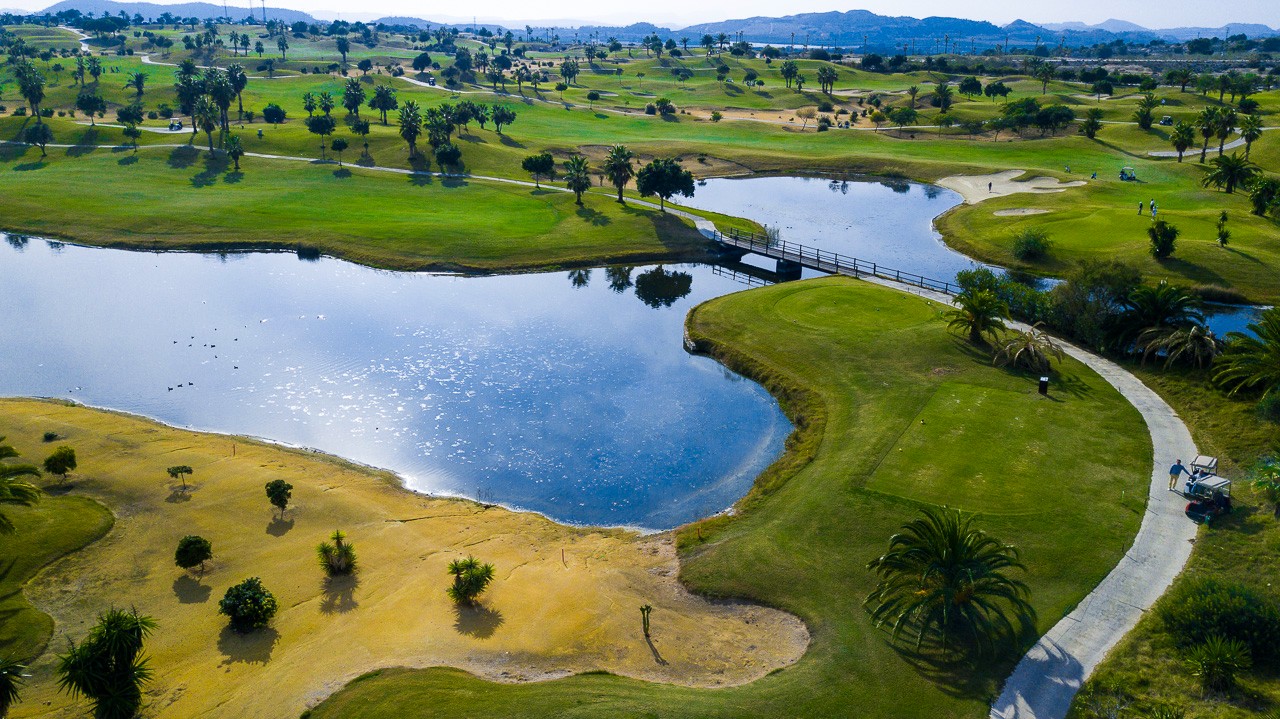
[395,99,516,167]
[521,147,694,209]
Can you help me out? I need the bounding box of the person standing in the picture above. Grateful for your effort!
[1138,201,1144,214]
[1169,459,1188,490]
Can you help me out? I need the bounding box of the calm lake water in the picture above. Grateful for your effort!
[1,236,788,530]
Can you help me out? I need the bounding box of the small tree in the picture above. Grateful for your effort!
[434,142,461,168]
[226,135,244,171]
[636,158,695,210]
[563,154,591,204]
[43,446,76,483]
[219,577,278,631]
[522,152,555,188]
[174,535,213,574]
[331,137,349,166]
[166,465,193,491]
[305,114,337,159]
[1148,220,1179,259]
[24,122,53,157]
[264,479,292,518]
[262,103,286,125]
[586,90,600,109]
[447,555,495,605]
[317,530,357,576]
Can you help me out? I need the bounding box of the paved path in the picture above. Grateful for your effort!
[1147,128,1273,158]
[855,280,1199,719]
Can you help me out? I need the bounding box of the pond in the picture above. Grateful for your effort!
[1,236,788,530]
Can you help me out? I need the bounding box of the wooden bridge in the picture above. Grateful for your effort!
[711,228,960,296]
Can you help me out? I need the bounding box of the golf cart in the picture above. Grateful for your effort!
[1183,455,1233,524]
[1119,166,1138,182]
[1158,115,1174,126]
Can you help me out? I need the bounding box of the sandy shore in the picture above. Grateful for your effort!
[937,169,1087,205]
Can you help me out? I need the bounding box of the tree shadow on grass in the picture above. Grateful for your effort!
[118,154,138,166]
[65,128,99,157]
[1156,257,1228,287]
[167,144,199,169]
[646,636,668,665]
[453,603,503,638]
[13,161,47,171]
[173,574,212,603]
[319,574,359,614]
[224,170,243,184]
[576,206,611,226]
[1223,246,1265,265]
[191,154,230,187]
[355,150,375,167]
[408,171,433,187]
[218,625,279,665]
[266,516,294,536]
[886,632,1013,702]
[164,488,192,503]
[440,175,469,189]
[333,167,352,179]
[497,133,524,148]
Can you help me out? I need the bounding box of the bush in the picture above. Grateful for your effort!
[1012,229,1053,261]
[42,431,58,442]
[644,103,656,115]
[147,110,158,120]
[447,555,495,605]
[1158,577,1280,662]
[13,107,26,116]
[710,110,722,122]
[158,104,174,119]
[262,103,286,125]
[40,108,52,117]
[317,530,357,576]
[1184,635,1250,694]
[434,142,461,167]
[1258,390,1280,424]
[219,577,278,631]
[817,100,834,112]
[1189,284,1248,304]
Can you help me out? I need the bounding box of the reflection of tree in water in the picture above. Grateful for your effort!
[879,178,911,194]
[634,266,694,308]
[605,266,633,293]
[568,269,592,288]
[828,180,849,195]
[5,234,29,251]
[923,184,941,200]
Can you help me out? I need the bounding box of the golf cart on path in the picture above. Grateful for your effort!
[1120,166,1138,182]
[1183,455,1232,524]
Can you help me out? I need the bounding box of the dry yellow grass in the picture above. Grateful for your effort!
[1,399,807,719]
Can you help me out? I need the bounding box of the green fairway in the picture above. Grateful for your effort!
[309,276,1150,719]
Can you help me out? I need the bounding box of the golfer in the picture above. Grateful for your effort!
[1168,459,1188,490]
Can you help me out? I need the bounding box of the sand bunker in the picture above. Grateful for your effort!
[993,208,1051,217]
[937,169,1087,205]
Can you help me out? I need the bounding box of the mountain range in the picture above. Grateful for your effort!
[18,0,1280,50]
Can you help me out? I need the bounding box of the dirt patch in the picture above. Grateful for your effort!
[936,169,1087,205]
[3,399,809,719]
[993,208,1051,217]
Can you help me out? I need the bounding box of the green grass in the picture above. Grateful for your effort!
[0,495,113,661]
[2,25,82,51]
[1069,366,1280,719]
[310,276,1150,718]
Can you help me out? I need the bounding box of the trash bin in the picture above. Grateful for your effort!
[1039,376,1049,395]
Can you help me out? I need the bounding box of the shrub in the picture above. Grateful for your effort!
[817,116,831,131]
[1184,635,1250,694]
[43,446,77,481]
[157,104,173,119]
[1189,284,1248,304]
[147,110,158,120]
[644,103,656,115]
[710,110,722,122]
[1158,577,1280,662]
[817,100,834,112]
[244,109,255,122]
[317,530,357,576]
[262,103,286,125]
[42,431,58,442]
[434,142,461,167]
[175,535,213,573]
[40,108,52,117]
[447,555,495,605]
[1259,391,1280,424]
[13,107,26,116]
[1012,229,1053,261]
[1148,220,1179,259]
[219,577,278,631]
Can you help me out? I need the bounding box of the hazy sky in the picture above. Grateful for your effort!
[7,0,1276,30]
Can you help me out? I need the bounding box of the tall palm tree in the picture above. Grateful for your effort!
[906,85,919,108]
[302,91,317,116]
[945,290,1008,345]
[563,155,591,205]
[397,100,423,157]
[227,63,248,120]
[1238,113,1262,158]
[1201,153,1259,194]
[602,144,635,202]
[1196,106,1220,163]
[318,91,335,116]
[193,95,219,155]
[865,507,1034,654]
[1213,308,1280,396]
[1170,121,1196,162]
[368,85,398,125]
[0,436,41,535]
[124,71,146,97]
[1215,108,1238,156]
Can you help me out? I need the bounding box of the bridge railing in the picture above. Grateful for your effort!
[716,228,959,296]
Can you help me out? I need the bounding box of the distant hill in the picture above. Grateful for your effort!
[37,0,316,24]
[1039,18,1277,41]
[373,15,507,33]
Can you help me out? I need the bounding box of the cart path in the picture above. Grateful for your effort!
[862,279,1198,719]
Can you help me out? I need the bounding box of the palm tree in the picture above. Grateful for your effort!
[226,135,244,171]
[124,71,146,97]
[1248,177,1280,216]
[302,91,317,116]
[1170,121,1196,162]
[1034,63,1056,94]
[193,96,219,155]
[563,155,591,205]
[0,656,26,717]
[993,323,1064,372]
[1138,325,1221,368]
[318,91,335,116]
[865,507,1034,654]
[1201,154,1259,194]
[817,66,838,94]
[397,100,423,157]
[1215,108,1237,156]
[932,82,954,114]
[906,85,919,108]
[1196,106,1220,163]
[57,609,156,719]
[227,64,248,120]
[945,290,1008,345]
[1147,220,1180,259]
[368,85,398,125]
[1117,281,1204,346]
[602,144,635,202]
[1213,308,1280,396]
[1238,113,1262,158]
[0,436,41,535]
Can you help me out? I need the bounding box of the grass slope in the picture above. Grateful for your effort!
[311,276,1151,719]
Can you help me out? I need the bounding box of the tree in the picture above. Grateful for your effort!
[351,117,370,152]
[302,91,317,116]
[945,290,1008,345]
[1138,324,1221,368]
[1196,106,1221,163]
[175,535,213,574]
[563,155,591,205]
[335,36,350,65]
[331,137,349,165]
[491,105,516,133]
[447,555,495,605]
[602,144,635,202]
[219,577,278,631]
[779,60,798,88]
[958,76,981,98]
[1115,280,1204,348]
[586,90,600,109]
[342,77,365,116]
[124,70,145,97]
[264,479,293,518]
[166,465,193,491]
[1170,121,1196,162]
[1132,93,1158,129]
[368,85,398,125]
[1079,107,1104,139]
[993,323,1064,372]
[226,135,244,171]
[636,158,695,210]
[262,103,286,125]
[865,507,1034,654]
[397,100,422,157]
[1147,219,1180,259]
[869,110,887,132]
[796,106,817,130]
[43,446,76,483]
[194,95,219,155]
[1214,308,1280,397]
[817,65,837,94]
[887,106,917,132]
[75,91,106,126]
[24,123,53,157]
[932,82,954,114]
[1238,113,1262,158]
[318,91,336,116]
[357,58,373,75]
[1166,67,1194,92]
[227,64,248,120]
[0,656,26,716]
[56,609,156,719]
[412,51,432,73]
[277,35,288,59]
[521,152,554,188]
[433,142,460,168]
[1248,177,1280,217]
[0,436,41,535]
[1215,108,1238,156]
[1033,63,1056,94]
[317,530,357,576]
[1201,154,1259,194]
